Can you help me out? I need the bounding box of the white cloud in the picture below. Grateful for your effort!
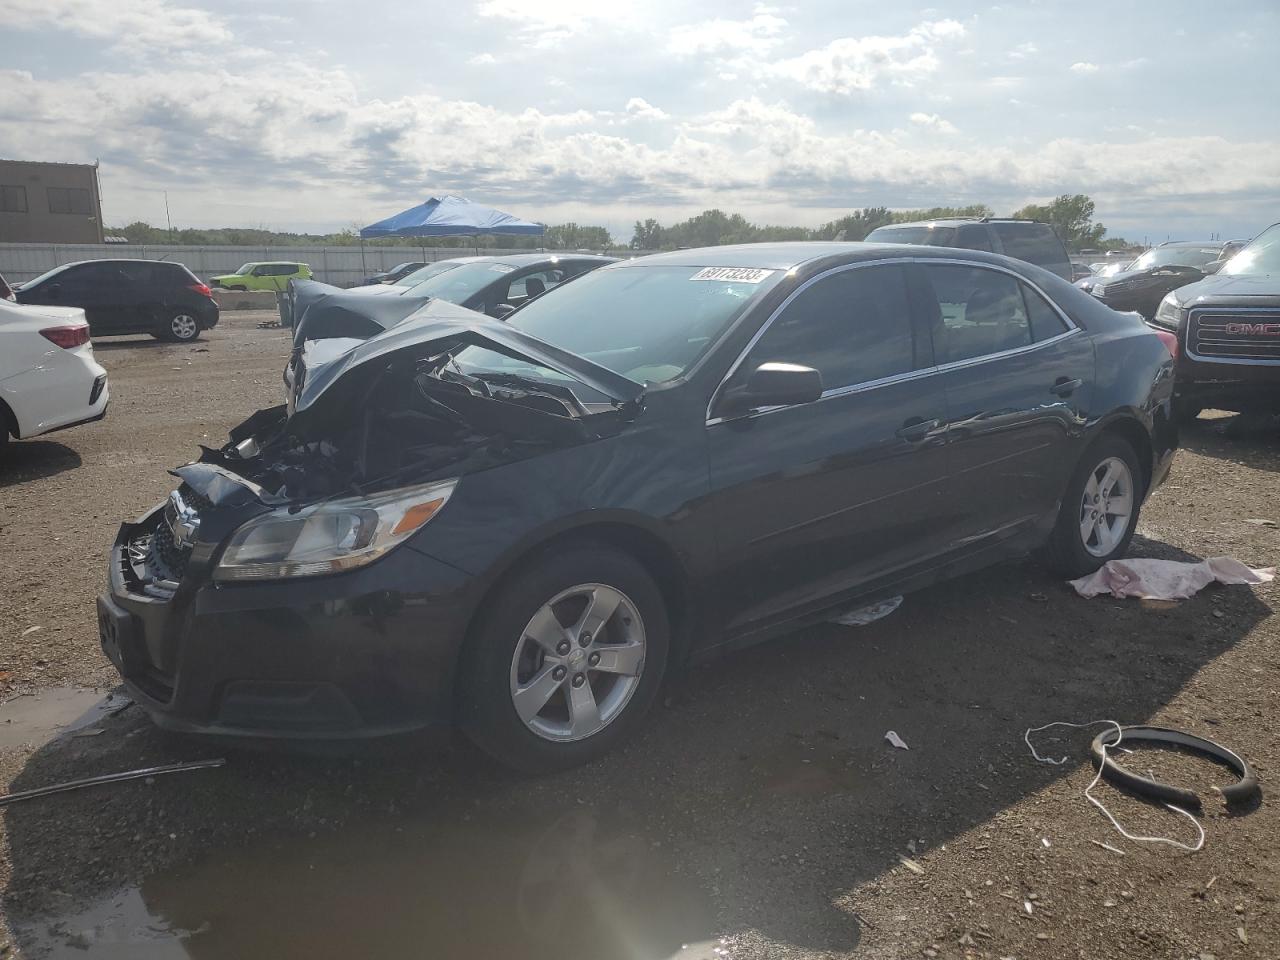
[1008,41,1038,59]
[909,112,958,134]
[625,97,669,121]
[6,0,230,51]
[768,19,966,94]
[1070,61,1100,74]
[668,6,788,57]
[467,53,497,65]
[475,0,637,46]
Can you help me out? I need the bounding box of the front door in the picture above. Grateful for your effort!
[705,263,950,639]
[914,261,1095,548]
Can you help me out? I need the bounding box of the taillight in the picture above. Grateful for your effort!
[1152,328,1179,360]
[188,282,213,298]
[40,325,91,349]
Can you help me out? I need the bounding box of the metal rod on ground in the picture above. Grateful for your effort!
[0,759,226,807]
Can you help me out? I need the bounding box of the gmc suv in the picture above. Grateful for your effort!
[1150,222,1280,419]
[865,218,1073,281]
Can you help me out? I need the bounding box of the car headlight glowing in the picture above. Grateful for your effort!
[213,478,457,581]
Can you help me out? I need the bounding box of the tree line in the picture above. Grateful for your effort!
[632,195,1127,252]
[108,195,1126,253]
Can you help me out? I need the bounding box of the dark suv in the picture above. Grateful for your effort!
[16,259,219,342]
[865,218,1073,280]
[1150,223,1280,419]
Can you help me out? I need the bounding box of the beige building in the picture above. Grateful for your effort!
[0,159,104,244]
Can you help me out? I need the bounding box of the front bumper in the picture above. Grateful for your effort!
[99,504,476,739]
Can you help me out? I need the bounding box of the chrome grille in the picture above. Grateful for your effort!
[1189,310,1280,364]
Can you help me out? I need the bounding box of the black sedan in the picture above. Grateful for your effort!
[357,261,427,286]
[1090,241,1230,319]
[98,243,1178,770]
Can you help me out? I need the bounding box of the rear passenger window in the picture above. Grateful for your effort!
[921,265,1032,364]
[1023,285,1070,341]
[991,223,1069,275]
[743,264,919,391]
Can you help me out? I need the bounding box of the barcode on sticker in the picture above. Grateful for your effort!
[690,267,774,284]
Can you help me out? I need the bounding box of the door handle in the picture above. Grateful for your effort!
[895,417,942,441]
[1050,377,1083,397]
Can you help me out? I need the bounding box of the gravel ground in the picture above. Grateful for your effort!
[1,311,1277,959]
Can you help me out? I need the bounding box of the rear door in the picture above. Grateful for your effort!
[706,263,950,636]
[915,260,1094,549]
[60,263,128,332]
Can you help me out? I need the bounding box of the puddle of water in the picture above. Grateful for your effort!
[0,687,120,751]
[14,807,724,960]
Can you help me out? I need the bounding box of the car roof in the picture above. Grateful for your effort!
[1154,240,1220,248]
[59,258,185,267]
[879,218,1053,230]
[610,241,1037,273]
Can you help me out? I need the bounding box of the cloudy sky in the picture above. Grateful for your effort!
[4,0,1278,243]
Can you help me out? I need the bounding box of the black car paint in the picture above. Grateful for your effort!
[99,243,1177,739]
[1153,272,1280,414]
[15,259,219,337]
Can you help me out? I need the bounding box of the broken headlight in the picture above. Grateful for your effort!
[213,479,457,581]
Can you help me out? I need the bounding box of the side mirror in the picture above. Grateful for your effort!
[1202,260,1223,275]
[720,362,823,415]
[491,303,516,320]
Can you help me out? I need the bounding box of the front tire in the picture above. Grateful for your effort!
[459,543,670,773]
[163,311,201,343]
[1043,434,1144,578]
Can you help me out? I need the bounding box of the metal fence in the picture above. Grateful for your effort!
[0,242,631,288]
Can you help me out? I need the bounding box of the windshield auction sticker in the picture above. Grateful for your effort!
[689,267,775,284]
[489,264,516,273]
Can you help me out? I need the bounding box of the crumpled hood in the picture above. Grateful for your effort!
[1168,272,1280,309]
[290,278,430,348]
[290,298,644,427]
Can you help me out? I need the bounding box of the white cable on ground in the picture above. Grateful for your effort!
[1024,719,1205,853]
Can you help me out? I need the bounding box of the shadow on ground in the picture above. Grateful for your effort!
[0,440,82,488]
[2,545,1271,959]
[1180,413,1280,473]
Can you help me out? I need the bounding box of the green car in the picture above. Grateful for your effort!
[210,261,312,292]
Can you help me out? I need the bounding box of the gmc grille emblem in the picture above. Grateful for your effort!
[1225,322,1280,336]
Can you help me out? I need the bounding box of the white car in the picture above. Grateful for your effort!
[0,298,109,451]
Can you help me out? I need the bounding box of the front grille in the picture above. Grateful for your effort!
[1189,310,1280,363]
[145,486,212,582]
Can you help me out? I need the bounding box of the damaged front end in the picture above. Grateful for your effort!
[130,300,645,590]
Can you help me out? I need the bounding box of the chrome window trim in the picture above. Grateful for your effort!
[1186,306,1280,367]
[705,256,1081,424]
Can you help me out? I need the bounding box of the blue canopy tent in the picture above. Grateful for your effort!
[360,196,545,240]
[359,196,544,270]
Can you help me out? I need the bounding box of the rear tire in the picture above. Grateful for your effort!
[163,311,201,343]
[459,543,670,773]
[1042,434,1144,578]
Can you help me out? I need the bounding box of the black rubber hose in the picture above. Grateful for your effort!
[1090,725,1260,810]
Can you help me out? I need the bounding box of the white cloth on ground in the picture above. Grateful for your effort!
[1069,557,1274,600]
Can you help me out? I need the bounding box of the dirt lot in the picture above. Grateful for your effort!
[1,311,1277,959]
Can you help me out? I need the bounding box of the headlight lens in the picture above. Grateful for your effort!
[1153,292,1183,329]
[213,478,457,581]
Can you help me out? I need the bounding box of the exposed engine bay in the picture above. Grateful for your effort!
[197,346,633,504]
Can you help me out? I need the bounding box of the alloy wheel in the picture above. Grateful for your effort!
[170,314,198,340]
[508,583,646,742]
[1079,456,1133,557]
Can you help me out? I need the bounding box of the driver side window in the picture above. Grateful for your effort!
[738,264,918,393]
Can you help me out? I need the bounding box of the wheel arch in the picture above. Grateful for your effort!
[1093,413,1155,494]
[0,395,21,439]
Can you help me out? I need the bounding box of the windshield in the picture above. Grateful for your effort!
[1222,224,1280,277]
[866,225,958,246]
[1127,246,1221,272]
[405,261,513,303]
[453,264,781,391]
[396,260,467,288]
[234,264,254,275]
